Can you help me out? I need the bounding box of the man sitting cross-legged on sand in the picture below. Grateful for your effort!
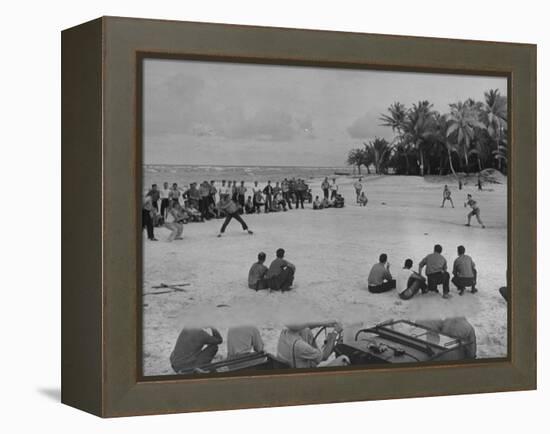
[367,253,396,293]
[418,244,451,298]
[226,325,264,359]
[313,195,323,210]
[276,322,349,368]
[170,327,223,373]
[217,195,253,237]
[266,248,296,292]
[452,245,478,295]
[396,259,427,300]
[248,252,269,290]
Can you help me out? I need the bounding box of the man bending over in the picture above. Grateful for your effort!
[170,327,223,373]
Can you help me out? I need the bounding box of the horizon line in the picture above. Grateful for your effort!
[143,163,350,169]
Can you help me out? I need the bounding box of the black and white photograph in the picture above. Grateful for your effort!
[140,57,508,377]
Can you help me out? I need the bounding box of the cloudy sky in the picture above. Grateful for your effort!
[143,58,506,167]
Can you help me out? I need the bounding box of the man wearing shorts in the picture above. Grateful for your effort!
[464,194,485,228]
[441,184,454,208]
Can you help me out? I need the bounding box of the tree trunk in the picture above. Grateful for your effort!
[419,145,425,176]
[447,148,459,186]
[357,164,361,175]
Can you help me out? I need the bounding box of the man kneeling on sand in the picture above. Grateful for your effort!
[452,245,478,295]
[248,252,269,290]
[396,259,427,300]
[276,322,349,368]
[170,327,223,373]
[367,254,396,293]
[266,248,296,292]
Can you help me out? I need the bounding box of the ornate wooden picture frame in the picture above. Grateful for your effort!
[61,16,536,417]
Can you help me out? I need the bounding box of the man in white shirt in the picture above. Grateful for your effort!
[397,259,426,300]
[160,181,171,219]
[330,178,338,199]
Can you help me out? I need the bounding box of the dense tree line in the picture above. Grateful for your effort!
[347,89,508,177]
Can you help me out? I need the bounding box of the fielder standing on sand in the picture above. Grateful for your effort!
[441,184,454,208]
[353,177,363,204]
[464,194,486,228]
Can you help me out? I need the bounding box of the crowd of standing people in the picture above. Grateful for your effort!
[142,176,358,241]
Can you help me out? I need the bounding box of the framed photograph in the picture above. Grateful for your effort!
[61,16,536,417]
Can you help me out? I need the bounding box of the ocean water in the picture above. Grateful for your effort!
[143,164,352,189]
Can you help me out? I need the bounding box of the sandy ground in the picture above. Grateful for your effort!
[142,175,507,376]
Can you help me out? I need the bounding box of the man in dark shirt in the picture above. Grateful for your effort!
[237,181,247,210]
[263,181,274,213]
[295,179,308,209]
[367,253,396,293]
[451,245,478,295]
[248,252,269,290]
[217,195,253,237]
[142,194,157,241]
[266,248,296,292]
[419,244,450,297]
[170,327,223,373]
[147,184,161,211]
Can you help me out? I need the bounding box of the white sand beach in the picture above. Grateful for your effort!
[142,174,507,376]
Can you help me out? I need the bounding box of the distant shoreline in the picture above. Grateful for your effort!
[144,163,350,169]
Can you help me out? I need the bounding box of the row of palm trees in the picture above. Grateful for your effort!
[346,89,508,177]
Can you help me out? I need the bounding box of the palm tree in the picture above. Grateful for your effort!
[482,89,508,172]
[364,138,393,174]
[433,112,459,182]
[446,100,485,172]
[347,148,365,174]
[403,101,436,176]
[380,102,414,174]
[380,102,407,135]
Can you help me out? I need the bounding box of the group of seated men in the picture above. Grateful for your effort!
[312,194,345,209]
[169,320,349,374]
[367,244,478,299]
[248,248,296,292]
